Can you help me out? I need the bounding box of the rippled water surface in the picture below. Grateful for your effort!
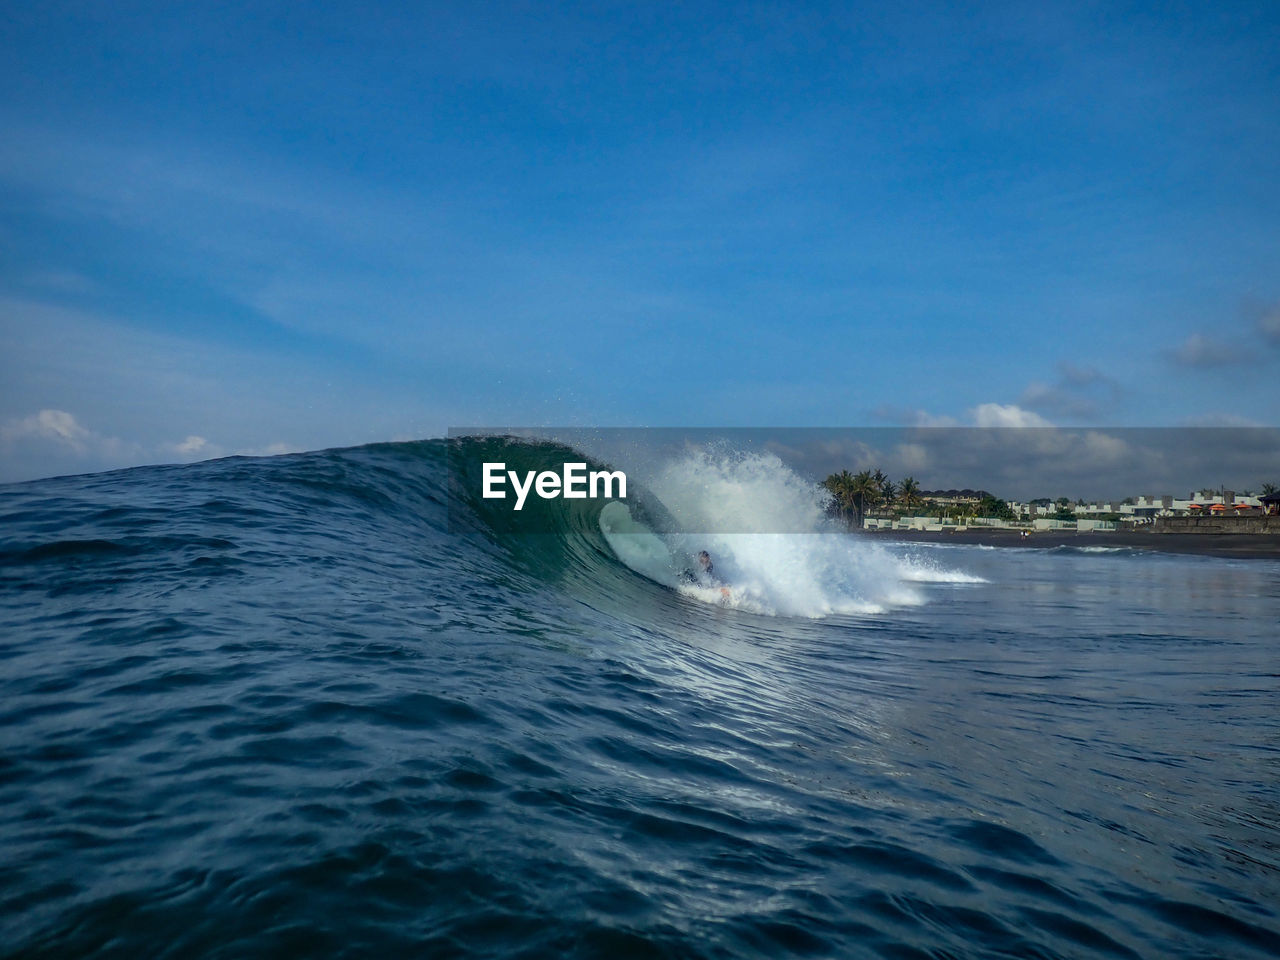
[2,441,1278,958]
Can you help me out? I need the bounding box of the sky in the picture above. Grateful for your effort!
[2,0,1279,483]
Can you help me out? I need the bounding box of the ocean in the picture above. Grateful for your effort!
[2,438,1277,958]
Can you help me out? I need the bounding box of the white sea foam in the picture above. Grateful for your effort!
[600,448,983,618]
[896,563,989,583]
[1052,545,1131,554]
[894,540,998,551]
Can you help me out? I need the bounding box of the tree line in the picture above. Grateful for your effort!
[822,469,1015,528]
[822,469,921,528]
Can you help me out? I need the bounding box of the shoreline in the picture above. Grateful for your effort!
[867,528,1280,559]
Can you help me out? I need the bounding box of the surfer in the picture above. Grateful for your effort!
[682,551,731,598]
[697,550,715,579]
[682,550,714,583]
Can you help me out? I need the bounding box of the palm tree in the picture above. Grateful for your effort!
[822,470,858,527]
[851,470,879,528]
[880,479,898,510]
[898,477,922,512]
[871,469,888,504]
[822,471,843,519]
[1262,482,1279,497]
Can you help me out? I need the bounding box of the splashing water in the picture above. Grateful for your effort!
[601,447,981,617]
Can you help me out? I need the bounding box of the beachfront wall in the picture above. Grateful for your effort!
[1153,515,1280,535]
[1077,519,1118,532]
[1034,519,1074,530]
[885,517,941,530]
[1030,519,1117,531]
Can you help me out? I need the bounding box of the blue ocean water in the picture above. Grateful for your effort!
[1,439,1277,958]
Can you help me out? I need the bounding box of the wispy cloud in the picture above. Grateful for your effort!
[1258,306,1280,346]
[1169,333,1252,368]
[970,403,1054,428]
[0,407,303,482]
[1180,413,1266,428]
[0,409,142,477]
[873,402,1054,429]
[1019,362,1122,420]
[0,297,427,481]
[171,435,211,456]
[1165,300,1280,373]
[1,409,95,449]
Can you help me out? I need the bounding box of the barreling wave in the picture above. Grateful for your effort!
[447,436,979,618]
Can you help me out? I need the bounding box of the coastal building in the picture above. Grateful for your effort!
[1067,492,1265,520]
[1074,501,1123,517]
[920,489,988,507]
[1006,500,1055,518]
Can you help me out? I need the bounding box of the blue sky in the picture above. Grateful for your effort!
[2,1,1278,481]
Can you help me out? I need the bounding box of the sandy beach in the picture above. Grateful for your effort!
[868,527,1280,559]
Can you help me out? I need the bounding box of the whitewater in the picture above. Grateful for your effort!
[594,445,983,617]
[1,438,1277,958]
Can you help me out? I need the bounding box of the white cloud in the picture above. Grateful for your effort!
[0,296,459,482]
[0,409,143,478]
[970,403,1054,428]
[1,409,92,449]
[873,402,1056,430]
[0,405,308,481]
[164,436,301,462]
[174,435,209,455]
